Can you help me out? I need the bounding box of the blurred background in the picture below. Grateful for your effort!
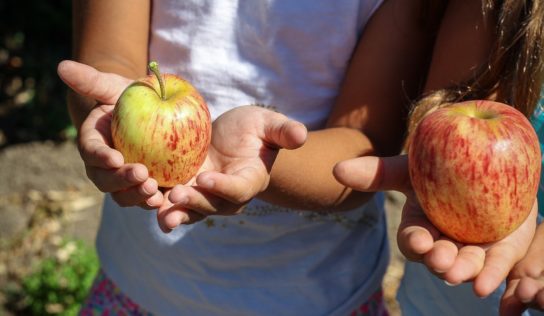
[0,1,405,315]
[0,1,103,315]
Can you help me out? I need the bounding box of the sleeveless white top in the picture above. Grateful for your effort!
[96,1,387,315]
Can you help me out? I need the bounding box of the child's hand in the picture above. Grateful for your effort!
[500,223,544,315]
[157,105,308,232]
[57,61,164,209]
[334,155,537,298]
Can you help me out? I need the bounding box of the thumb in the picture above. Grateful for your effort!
[333,155,411,193]
[57,60,132,105]
[500,279,527,316]
[263,114,308,150]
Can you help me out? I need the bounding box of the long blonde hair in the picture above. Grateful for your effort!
[407,0,544,146]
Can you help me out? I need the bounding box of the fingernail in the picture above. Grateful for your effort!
[169,194,188,205]
[142,180,157,195]
[200,178,215,189]
[146,192,163,209]
[444,281,459,287]
[128,169,146,183]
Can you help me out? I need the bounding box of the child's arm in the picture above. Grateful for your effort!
[70,0,149,126]
[501,222,544,315]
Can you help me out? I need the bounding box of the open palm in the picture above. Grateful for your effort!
[334,155,537,298]
[158,106,307,231]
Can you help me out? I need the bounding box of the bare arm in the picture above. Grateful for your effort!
[259,0,439,211]
[422,0,495,92]
[69,0,150,128]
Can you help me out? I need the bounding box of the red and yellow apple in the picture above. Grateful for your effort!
[408,100,540,243]
[111,61,211,187]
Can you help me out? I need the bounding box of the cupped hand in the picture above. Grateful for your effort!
[500,224,544,315]
[57,60,163,209]
[157,105,308,232]
[333,154,537,298]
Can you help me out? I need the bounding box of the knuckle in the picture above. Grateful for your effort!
[522,263,543,278]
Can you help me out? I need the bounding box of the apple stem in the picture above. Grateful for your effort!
[149,61,166,101]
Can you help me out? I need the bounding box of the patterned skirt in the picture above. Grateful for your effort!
[80,269,388,316]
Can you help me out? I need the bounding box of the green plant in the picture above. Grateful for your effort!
[6,239,99,315]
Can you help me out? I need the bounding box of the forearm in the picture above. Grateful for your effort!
[257,0,439,211]
[258,127,376,211]
[69,0,150,129]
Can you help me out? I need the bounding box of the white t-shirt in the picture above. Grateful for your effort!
[96,1,387,315]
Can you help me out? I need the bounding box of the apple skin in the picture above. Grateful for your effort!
[408,100,541,243]
[111,70,211,188]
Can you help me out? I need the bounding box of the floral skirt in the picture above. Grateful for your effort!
[79,269,152,316]
[80,269,388,316]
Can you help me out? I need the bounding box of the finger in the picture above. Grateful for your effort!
[140,191,164,210]
[510,257,544,280]
[397,201,440,261]
[536,289,544,309]
[422,239,458,274]
[78,105,123,168]
[86,163,148,193]
[110,178,159,208]
[196,168,266,204]
[442,246,486,286]
[500,279,526,316]
[397,225,435,261]
[333,155,411,193]
[157,192,205,232]
[261,112,307,150]
[57,60,131,104]
[474,206,537,298]
[160,207,207,229]
[474,244,519,298]
[168,185,245,216]
[515,277,541,304]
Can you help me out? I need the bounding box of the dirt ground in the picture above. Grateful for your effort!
[0,140,406,315]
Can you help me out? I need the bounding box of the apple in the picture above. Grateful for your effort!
[111,61,211,187]
[408,100,541,243]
